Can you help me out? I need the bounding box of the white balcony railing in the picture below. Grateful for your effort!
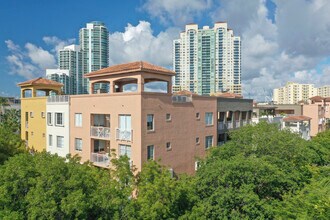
[235,121,240,128]
[116,128,133,142]
[91,126,110,139]
[47,95,69,103]
[91,153,110,167]
[227,121,233,129]
[218,122,224,130]
[242,120,247,126]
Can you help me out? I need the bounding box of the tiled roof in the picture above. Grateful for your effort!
[324,97,330,102]
[283,115,312,122]
[84,61,175,77]
[17,77,63,87]
[211,92,243,99]
[309,96,324,102]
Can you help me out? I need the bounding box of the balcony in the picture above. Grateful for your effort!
[116,128,133,142]
[218,122,224,130]
[91,153,110,167]
[91,126,110,139]
[242,120,247,126]
[47,95,69,103]
[235,121,240,128]
[227,121,233,129]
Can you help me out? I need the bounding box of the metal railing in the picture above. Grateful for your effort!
[91,126,110,139]
[116,128,133,142]
[91,153,110,167]
[218,122,225,130]
[235,121,240,128]
[242,120,247,126]
[47,95,69,103]
[227,121,233,129]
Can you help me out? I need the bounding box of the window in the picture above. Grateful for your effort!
[205,136,213,149]
[147,145,154,160]
[47,112,52,125]
[119,144,131,159]
[30,112,34,118]
[49,135,53,146]
[41,112,45,118]
[205,112,213,125]
[147,114,154,131]
[55,113,63,126]
[57,136,64,148]
[166,142,171,151]
[75,138,82,151]
[196,137,200,144]
[75,113,82,127]
[42,133,45,138]
[166,113,171,121]
[196,112,200,119]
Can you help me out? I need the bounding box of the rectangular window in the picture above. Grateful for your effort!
[41,112,45,118]
[49,135,52,146]
[166,113,171,121]
[47,112,52,125]
[205,112,213,125]
[147,114,154,131]
[205,136,213,149]
[75,113,82,127]
[55,113,63,126]
[119,144,131,159]
[147,145,154,160]
[196,137,200,144]
[196,112,200,119]
[56,136,64,148]
[75,138,82,151]
[166,142,171,151]
[30,112,34,118]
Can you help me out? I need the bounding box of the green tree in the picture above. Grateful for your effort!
[310,129,330,166]
[0,126,25,164]
[0,109,21,133]
[187,122,321,219]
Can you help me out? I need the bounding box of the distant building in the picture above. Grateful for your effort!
[79,21,109,94]
[317,85,330,97]
[173,22,241,95]
[46,69,70,94]
[273,82,317,104]
[58,45,82,94]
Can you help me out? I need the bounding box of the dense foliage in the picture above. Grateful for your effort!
[0,122,328,219]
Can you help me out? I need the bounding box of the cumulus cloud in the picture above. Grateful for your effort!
[109,21,179,67]
[43,36,76,54]
[5,40,57,79]
[141,0,212,26]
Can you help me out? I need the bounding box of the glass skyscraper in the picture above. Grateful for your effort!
[173,22,241,95]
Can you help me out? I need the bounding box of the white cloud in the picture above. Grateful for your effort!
[109,21,179,67]
[5,40,57,79]
[141,0,212,26]
[43,36,76,54]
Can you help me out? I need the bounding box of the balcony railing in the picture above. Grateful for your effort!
[242,120,247,126]
[227,121,233,129]
[25,121,28,129]
[47,95,69,103]
[235,121,240,128]
[218,122,225,130]
[91,153,110,167]
[116,128,133,142]
[91,126,110,139]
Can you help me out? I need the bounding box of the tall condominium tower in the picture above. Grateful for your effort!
[273,82,318,104]
[46,69,70,95]
[79,21,109,94]
[58,45,82,94]
[173,22,241,95]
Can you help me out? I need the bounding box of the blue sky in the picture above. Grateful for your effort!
[1,0,330,100]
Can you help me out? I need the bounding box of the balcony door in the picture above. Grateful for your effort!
[119,115,131,131]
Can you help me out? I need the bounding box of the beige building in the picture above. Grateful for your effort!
[68,61,252,174]
[273,82,317,104]
[318,85,330,97]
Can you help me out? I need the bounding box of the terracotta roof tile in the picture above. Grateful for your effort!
[17,77,63,87]
[84,61,175,78]
[211,92,243,99]
[309,96,324,102]
[283,115,312,122]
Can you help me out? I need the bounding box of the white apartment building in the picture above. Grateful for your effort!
[46,95,70,157]
[46,69,70,95]
[318,85,330,97]
[173,22,241,95]
[273,82,317,104]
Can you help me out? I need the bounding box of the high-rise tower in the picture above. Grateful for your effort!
[58,45,82,94]
[173,22,241,95]
[79,21,109,94]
